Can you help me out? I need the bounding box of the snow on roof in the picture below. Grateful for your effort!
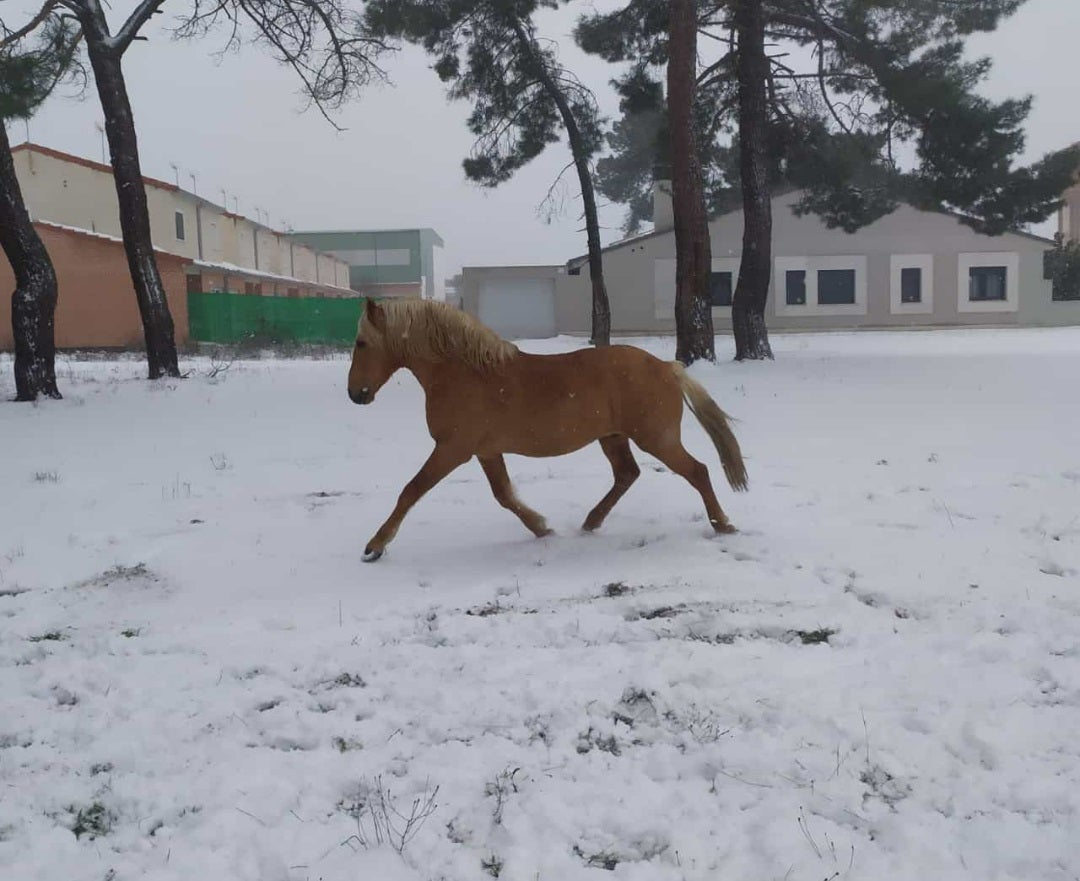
[35,221,356,294]
[37,220,185,257]
[191,259,357,295]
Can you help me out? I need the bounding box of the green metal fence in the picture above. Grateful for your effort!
[187,291,365,345]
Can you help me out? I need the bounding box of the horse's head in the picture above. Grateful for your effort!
[347,299,399,405]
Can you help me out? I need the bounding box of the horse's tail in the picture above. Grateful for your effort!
[671,362,748,492]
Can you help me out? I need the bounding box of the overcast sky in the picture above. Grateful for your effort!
[4,0,1077,280]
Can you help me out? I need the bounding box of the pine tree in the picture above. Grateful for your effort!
[578,0,1078,360]
[668,0,714,363]
[8,0,387,380]
[367,0,613,345]
[0,12,81,400]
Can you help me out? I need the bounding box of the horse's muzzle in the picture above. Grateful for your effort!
[349,387,372,405]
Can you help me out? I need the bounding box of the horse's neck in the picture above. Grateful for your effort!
[403,357,447,396]
[404,356,487,398]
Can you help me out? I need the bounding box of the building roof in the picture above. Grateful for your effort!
[14,142,179,193]
[191,258,356,295]
[34,221,352,293]
[293,228,446,248]
[565,192,1057,270]
[35,220,188,261]
[12,142,331,246]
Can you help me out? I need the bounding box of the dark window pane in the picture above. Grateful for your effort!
[785,270,806,305]
[818,268,856,304]
[175,211,185,241]
[969,266,1007,301]
[185,273,202,294]
[709,271,733,307]
[900,267,922,303]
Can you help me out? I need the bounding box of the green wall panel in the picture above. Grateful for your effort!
[188,291,365,344]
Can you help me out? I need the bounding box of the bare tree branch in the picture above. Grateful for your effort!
[0,0,60,47]
[174,0,391,129]
[110,0,166,54]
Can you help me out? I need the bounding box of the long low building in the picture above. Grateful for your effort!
[0,220,359,350]
[0,143,443,348]
[462,187,1080,339]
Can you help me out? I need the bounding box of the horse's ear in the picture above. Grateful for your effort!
[365,298,386,332]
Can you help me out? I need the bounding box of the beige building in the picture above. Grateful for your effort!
[11,143,352,296]
[463,186,1080,339]
[0,222,190,350]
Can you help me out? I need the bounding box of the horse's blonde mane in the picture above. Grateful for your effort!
[363,299,518,370]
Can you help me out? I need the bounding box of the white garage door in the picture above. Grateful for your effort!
[478,278,556,340]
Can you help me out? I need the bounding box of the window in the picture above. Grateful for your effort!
[778,256,866,315]
[709,271,733,307]
[817,269,856,305]
[287,287,300,298]
[337,248,412,267]
[900,267,922,303]
[785,270,807,305]
[175,211,185,241]
[244,281,263,296]
[969,266,1007,301]
[186,274,202,294]
[890,255,933,314]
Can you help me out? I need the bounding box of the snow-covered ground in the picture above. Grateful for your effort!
[1,328,1078,881]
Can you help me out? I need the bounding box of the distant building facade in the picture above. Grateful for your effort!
[0,221,191,350]
[10,143,352,296]
[462,185,1080,340]
[289,229,445,300]
[0,144,442,349]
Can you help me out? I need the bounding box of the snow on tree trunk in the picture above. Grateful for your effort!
[668,0,715,365]
[731,0,774,361]
[0,122,61,401]
[85,40,180,379]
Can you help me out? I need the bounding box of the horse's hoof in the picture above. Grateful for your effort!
[362,548,384,563]
[712,521,737,535]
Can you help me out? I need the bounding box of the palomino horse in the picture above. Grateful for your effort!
[347,298,748,561]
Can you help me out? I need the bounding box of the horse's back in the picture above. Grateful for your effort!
[480,344,682,455]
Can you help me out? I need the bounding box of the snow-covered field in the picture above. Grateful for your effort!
[1,328,1078,881]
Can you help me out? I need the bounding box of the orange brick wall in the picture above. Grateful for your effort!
[0,224,190,350]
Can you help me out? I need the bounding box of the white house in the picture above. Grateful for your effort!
[462,186,1079,339]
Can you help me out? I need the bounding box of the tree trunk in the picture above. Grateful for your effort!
[511,19,611,346]
[667,0,714,364]
[0,121,61,401]
[731,0,774,360]
[546,83,611,347]
[81,27,180,378]
[575,138,611,347]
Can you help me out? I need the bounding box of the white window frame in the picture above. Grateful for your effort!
[655,257,742,319]
[775,256,867,316]
[957,252,1019,313]
[890,254,933,315]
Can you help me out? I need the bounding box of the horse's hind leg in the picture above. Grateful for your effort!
[363,443,470,561]
[633,434,735,534]
[582,435,640,532]
[478,455,552,537]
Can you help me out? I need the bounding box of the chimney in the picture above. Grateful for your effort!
[652,180,674,231]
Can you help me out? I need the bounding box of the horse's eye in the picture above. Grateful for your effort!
[356,339,366,349]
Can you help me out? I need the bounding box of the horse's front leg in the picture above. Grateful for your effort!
[363,443,470,562]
